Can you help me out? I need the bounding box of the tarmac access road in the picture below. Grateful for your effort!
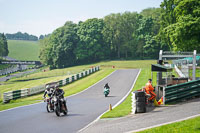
[0,69,140,133]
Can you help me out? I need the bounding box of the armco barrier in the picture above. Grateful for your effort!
[3,66,100,103]
[164,79,200,104]
[28,85,45,95]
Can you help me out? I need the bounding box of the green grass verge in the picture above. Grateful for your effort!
[8,40,40,61]
[137,116,200,133]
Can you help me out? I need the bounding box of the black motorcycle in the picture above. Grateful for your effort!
[54,96,68,116]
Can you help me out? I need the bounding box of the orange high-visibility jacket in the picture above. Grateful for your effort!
[145,82,154,94]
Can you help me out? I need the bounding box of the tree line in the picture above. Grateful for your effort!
[39,0,200,69]
[0,33,9,57]
[6,32,38,41]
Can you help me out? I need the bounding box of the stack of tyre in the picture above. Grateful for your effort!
[134,91,146,113]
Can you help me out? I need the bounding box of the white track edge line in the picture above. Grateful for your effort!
[0,70,117,113]
[125,114,200,133]
[78,69,141,133]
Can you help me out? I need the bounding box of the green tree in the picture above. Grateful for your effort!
[0,33,9,56]
[120,12,139,58]
[103,12,139,59]
[103,13,122,58]
[76,18,107,63]
[39,21,78,69]
[159,0,200,51]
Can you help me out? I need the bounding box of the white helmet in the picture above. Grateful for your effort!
[46,85,50,89]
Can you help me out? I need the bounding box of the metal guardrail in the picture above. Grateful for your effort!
[3,66,100,103]
[163,79,200,104]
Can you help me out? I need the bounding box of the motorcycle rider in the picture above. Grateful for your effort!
[53,85,67,109]
[104,83,110,90]
[43,85,54,102]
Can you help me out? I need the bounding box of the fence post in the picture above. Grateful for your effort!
[59,80,63,87]
[163,87,165,105]
[193,50,196,80]
[66,78,69,84]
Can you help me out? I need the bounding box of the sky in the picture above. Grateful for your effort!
[0,0,163,37]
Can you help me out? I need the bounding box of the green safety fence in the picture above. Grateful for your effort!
[3,66,100,103]
[13,90,21,100]
[164,79,200,104]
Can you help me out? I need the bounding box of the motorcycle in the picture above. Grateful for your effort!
[44,97,54,112]
[54,96,68,116]
[104,87,110,97]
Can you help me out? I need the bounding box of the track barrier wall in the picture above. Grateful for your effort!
[3,66,100,103]
[164,79,200,104]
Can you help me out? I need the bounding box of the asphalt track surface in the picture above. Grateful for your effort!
[0,69,139,133]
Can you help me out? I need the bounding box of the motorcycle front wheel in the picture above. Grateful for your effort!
[63,105,68,115]
[55,105,61,116]
[46,103,51,113]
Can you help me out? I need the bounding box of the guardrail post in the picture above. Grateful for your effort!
[66,78,69,84]
[193,50,196,80]
[59,80,63,87]
[76,74,79,80]
[81,72,84,77]
[163,87,165,105]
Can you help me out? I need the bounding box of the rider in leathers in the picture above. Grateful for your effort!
[104,83,110,90]
[53,85,67,109]
[43,85,54,104]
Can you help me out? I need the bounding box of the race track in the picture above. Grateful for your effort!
[0,69,140,133]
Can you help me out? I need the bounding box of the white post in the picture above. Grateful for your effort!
[163,87,165,105]
[131,92,136,114]
[193,50,196,80]
[159,50,163,60]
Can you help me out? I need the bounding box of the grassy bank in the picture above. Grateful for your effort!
[137,116,200,133]
[7,40,40,61]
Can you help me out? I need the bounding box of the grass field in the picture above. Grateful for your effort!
[7,40,40,61]
[137,116,200,133]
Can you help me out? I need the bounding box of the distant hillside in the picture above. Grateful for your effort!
[6,32,38,41]
[8,40,40,61]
